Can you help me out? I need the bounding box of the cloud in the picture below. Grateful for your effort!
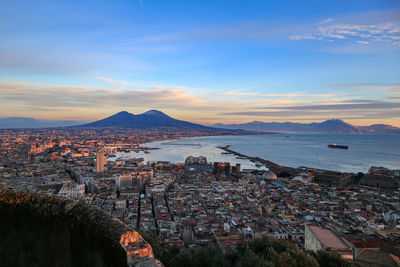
[290,10,400,48]
[0,80,264,123]
[217,89,302,98]
[0,80,264,121]
[217,89,337,99]
[318,18,335,25]
[123,9,400,56]
[217,86,325,98]
[125,21,295,46]
[251,101,400,110]
[95,76,193,91]
[0,48,153,76]
[220,110,400,121]
[221,99,400,122]
[0,81,204,113]
[329,83,400,94]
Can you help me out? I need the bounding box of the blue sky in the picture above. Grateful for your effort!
[0,0,399,125]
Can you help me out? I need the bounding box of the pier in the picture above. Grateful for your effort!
[217,145,281,168]
[161,141,201,146]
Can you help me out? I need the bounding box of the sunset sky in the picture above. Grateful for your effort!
[0,0,399,126]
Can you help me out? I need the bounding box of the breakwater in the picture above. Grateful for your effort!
[217,145,281,168]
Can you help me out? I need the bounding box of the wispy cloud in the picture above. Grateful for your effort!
[329,83,400,100]
[330,82,400,93]
[0,81,205,119]
[251,100,400,111]
[221,99,400,122]
[318,18,335,25]
[290,20,400,47]
[217,89,336,99]
[0,48,153,75]
[95,76,192,91]
[124,22,288,46]
[125,9,400,52]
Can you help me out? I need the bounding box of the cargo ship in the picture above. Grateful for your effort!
[328,143,348,149]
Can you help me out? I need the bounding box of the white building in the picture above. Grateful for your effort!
[115,198,127,209]
[58,183,85,199]
[116,174,133,192]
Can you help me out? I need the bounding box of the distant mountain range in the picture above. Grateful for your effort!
[76,110,231,132]
[1,110,234,131]
[0,117,81,129]
[213,119,400,134]
[2,113,399,134]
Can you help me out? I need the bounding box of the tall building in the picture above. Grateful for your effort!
[235,164,241,173]
[213,162,230,175]
[116,174,133,192]
[96,148,106,173]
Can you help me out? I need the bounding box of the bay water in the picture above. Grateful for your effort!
[116,134,400,173]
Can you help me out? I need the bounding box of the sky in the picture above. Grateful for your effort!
[0,0,399,126]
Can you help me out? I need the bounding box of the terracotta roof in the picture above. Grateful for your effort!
[345,237,385,248]
[308,225,349,250]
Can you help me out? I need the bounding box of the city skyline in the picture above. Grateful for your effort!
[1,0,400,126]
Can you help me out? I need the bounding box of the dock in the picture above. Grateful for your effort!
[217,145,280,168]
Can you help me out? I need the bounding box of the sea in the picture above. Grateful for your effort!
[114,133,400,173]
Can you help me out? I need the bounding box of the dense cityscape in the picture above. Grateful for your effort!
[1,127,399,266]
[1,0,400,266]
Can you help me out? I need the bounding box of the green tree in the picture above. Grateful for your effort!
[139,231,353,267]
[311,250,353,267]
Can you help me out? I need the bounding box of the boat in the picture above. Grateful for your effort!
[328,143,348,149]
[221,152,230,154]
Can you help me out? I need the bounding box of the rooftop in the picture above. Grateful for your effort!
[308,225,349,250]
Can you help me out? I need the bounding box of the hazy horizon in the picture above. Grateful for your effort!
[0,109,399,128]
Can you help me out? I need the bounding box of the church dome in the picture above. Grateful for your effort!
[262,171,277,180]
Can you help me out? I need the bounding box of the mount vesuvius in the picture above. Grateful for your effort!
[76,110,238,133]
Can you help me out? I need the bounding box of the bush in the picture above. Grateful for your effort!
[139,231,352,267]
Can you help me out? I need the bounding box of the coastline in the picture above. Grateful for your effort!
[137,133,400,174]
[139,135,331,174]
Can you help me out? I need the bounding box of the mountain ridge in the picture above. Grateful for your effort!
[77,110,226,131]
[213,119,400,134]
[2,113,399,134]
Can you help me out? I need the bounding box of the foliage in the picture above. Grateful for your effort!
[139,232,353,267]
[310,250,354,267]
